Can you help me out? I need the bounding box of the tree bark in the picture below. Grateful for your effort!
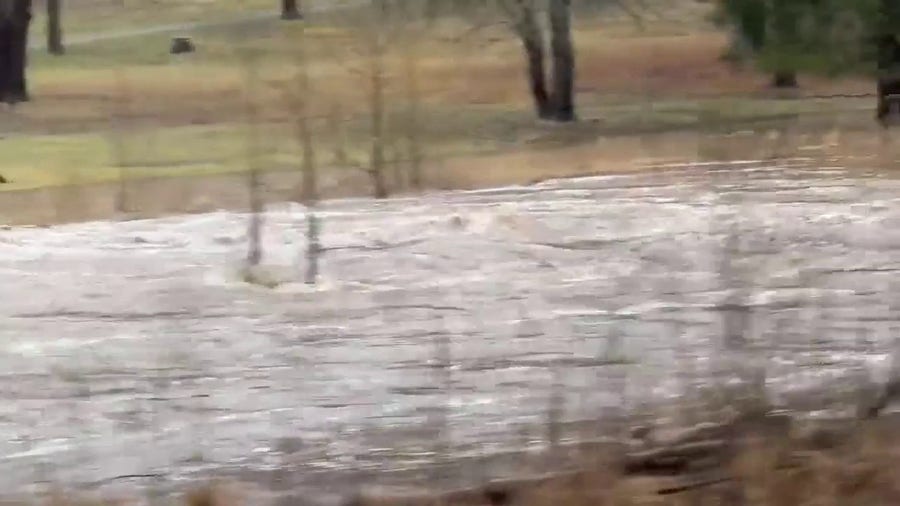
[291,24,319,285]
[281,0,301,20]
[876,0,900,127]
[510,2,551,119]
[241,48,264,268]
[47,0,63,55]
[402,29,423,189]
[876,41,900,127]
[368,0,388,198]
[548,0,575,121]
[0,0,32,104]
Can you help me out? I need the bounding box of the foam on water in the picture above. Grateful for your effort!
[0,162,899,498]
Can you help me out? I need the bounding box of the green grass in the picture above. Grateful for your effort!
[0,95,877,193]
[0,105,520,191]
[0,124,260,190]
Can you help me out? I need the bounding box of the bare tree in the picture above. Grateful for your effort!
[400,3,424,190]
[876,32,900,127]
[500,0,576,121]
[503,0,551,118]
[289,20,320,284]
[47,0,63,55]
[240,46,264,268]
[548,0,574,121]
[366,0,389,198]
[109,68,133,214]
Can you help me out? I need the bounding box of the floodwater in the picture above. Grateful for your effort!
[1,159,899,502]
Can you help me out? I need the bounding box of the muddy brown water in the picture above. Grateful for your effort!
[0,159,899,503]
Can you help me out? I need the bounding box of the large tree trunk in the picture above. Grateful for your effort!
[0,0,32,104]
[281,0,301,20]
[876,37,900,127]
[547,0,575,121]
[47,0,62,54]
[510,2,551,119]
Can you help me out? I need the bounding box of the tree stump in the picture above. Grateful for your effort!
[771,70,798,89]
[169,36,195,55]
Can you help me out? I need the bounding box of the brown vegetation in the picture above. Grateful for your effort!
[18,413,900,506]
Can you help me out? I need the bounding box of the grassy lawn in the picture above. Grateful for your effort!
[2,2,886,195]
[0,94,880,192]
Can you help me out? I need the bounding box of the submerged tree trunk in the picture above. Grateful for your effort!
[548,0,575,121]
[47,0,62,54]
[281,0,301,20]
[295,27,320,285]
[0,0,32,104]
[367,0,388,198]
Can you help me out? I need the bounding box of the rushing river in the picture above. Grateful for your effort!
[0,159,899,502]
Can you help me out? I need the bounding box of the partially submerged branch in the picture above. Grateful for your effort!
[367,0,389,198]
[240,46,264,268]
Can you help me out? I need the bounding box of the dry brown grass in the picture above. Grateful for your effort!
[347,417,900,506]
[97,415,895,506]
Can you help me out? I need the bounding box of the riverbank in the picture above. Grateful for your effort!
[1,121,897,227]
[5,2,896,228]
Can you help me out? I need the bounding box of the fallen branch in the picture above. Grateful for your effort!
[657,475,733,495]
[624,440,727,475]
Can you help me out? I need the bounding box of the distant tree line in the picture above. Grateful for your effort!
[427,0,900,123]
[714,1,900,83]
[716,0,900,122]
